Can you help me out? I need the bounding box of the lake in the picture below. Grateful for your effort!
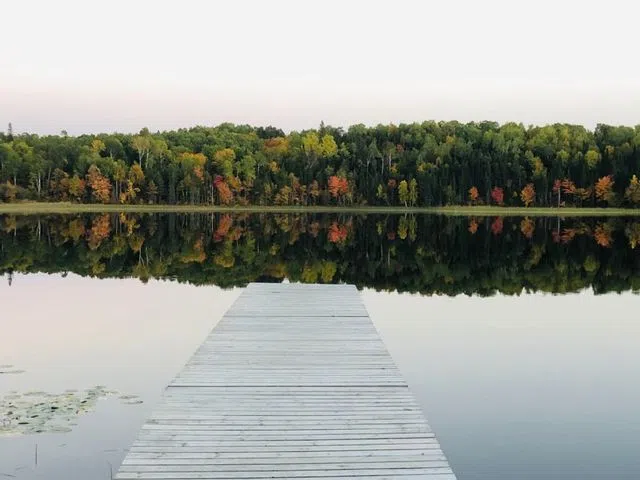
[1,212,640,479]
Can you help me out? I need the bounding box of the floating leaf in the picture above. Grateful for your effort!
[118,394,139,400]
[1,386,139,437]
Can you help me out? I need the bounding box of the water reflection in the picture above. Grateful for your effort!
[1,213,639,294]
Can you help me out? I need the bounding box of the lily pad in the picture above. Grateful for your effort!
[118,394,139,400]
[0,386,140,437]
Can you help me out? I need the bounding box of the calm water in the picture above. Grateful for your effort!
[1,213,640,479]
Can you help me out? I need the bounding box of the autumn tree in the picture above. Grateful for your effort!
[5,120,640,209]
[624,175,640,206]
[321,134,338,157]
[68,175,86,201]
[120,163,145,203]
[0,181,18,202]
[86,165,111,203]
[595,175,616,206]
[376,184,387,204]
[309,180,320,205]
[520,183,536,207]
[90,138,106,154]
[328,176,349,204]
[214,148,235,178]
[490,187,504,206]
[177,152,207,203]
[49,169,70,200]
[214,175,233,205]
[553,178,577,206]
[585,149,601,170]
[468,186,479,205]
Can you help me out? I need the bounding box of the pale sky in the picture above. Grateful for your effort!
[1,0,639,135]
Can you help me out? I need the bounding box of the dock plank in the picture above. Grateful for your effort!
[116,283,456,479]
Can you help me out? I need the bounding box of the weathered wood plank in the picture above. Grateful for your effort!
[115,283,456,479]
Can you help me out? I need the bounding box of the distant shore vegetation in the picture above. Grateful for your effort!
[1,121,640,209]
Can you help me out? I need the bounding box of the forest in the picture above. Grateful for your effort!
[1,122,640,208]
[2,213,640,295]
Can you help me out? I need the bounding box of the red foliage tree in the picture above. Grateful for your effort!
[490,187,504,206]
[214,175,233,205]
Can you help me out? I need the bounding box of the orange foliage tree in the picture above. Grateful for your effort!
[468,186,479,205]
[553,178,577,206]
[328,176,349,203]
[86,165,111,203]
[595,175,615,205]
[214,175,234,205]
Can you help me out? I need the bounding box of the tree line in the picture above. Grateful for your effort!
[2,213,640,295]
[1,121,640,207]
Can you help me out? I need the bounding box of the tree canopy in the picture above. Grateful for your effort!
[2,121,640,208]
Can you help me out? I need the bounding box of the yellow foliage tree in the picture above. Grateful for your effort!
[624,175,640,205]
[520,183,536,207]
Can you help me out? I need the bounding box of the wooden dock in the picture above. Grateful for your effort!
[116,283,456,479]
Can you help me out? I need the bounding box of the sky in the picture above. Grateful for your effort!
[1,0,639,135]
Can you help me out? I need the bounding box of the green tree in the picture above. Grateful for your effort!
[398,180,409,207]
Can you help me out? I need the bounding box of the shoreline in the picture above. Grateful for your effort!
[1,202,640,217]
